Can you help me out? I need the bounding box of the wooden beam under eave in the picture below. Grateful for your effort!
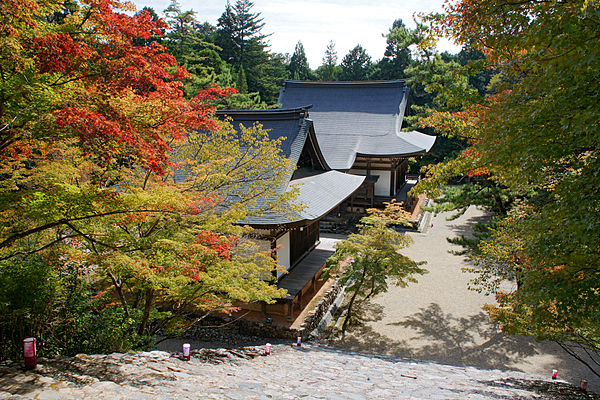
[353,165,395,171]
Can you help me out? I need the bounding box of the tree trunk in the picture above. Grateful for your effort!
[108,271,130,318]
[138,288,154,335]
[493,192,507,215]
[341,267,366,339]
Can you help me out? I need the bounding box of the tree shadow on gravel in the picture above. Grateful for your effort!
[387,303,539,369]
[331,302,538,371]
[445,212,491,240]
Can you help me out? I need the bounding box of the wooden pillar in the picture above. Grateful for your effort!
[396,163,401,192]
[390,168,395,197]
[317,221,320,241]
[261,301,267,317]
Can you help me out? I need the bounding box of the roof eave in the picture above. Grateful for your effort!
[355,150,429,159]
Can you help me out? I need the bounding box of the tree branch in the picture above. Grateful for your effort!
[0,209,176,249]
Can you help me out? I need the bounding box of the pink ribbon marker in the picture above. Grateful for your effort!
[183,343,191,361]
[23,338,37,370]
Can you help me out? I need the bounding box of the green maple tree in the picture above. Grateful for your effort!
[413,0,600,375]
[325,203,426,337]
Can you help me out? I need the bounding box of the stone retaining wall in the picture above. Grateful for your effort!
[185,319,301,341]
[298,277,344,336]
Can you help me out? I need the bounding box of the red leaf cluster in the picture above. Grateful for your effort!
[196,231,239,260]
[55,106,171,173]
[6,0,237,174]
[32,34,92,74]
[185,194,224,215]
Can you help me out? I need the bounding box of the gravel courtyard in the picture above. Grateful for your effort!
[330,206,599,393]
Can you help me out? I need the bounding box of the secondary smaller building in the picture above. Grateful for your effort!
[215,107,364,322]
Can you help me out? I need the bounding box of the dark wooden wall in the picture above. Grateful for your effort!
[289,221,320,268]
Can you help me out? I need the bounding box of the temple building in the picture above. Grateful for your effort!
[278,80,436,209]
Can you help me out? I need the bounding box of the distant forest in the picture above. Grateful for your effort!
[150,0,489,112]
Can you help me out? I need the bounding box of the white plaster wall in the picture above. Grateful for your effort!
[374,170,391,196]
[276,232,291,279]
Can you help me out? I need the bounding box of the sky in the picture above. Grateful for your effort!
[130,0,461,67]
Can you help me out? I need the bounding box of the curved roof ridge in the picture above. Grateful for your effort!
[216,106,312,121]
[282,80,407,87]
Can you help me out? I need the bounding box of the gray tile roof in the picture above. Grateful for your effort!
[215,108,364,227]
[215,108,312,163]
[278,80,436,170]
[243,170,365,226]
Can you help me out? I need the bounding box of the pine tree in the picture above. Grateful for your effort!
[162,1,231,98]
[287,41,312,80]
[373,19,414,80]
[164,0,197,60]
[340,45,372,81]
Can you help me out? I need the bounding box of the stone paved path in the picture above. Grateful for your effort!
[1,345,593,399]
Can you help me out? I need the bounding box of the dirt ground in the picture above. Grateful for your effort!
[329,206,599,393]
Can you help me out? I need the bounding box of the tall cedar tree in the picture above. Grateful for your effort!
[215,0,284,103]
[287,41,312,80]
[317,40,339,81]
[162,1,270,108]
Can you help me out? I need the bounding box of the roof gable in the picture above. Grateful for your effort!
[216,107,311,163]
